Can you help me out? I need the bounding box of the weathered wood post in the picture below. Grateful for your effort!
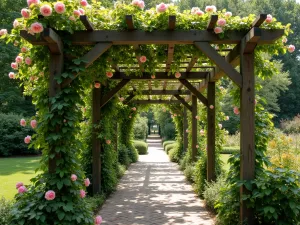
[191,95,197,161]
[92,83,101,195]
[183,107,188,152]
[207,81,216,181]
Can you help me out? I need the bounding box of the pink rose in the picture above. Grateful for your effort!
[209,105,214,109]
[214,27,223,34]
[151,74,155,79]
[191,7,200,14]
[106,140,111,145]
[225,116,229,121]
[0,29,7,36]
[27,0,40,7]
[71,174,77,181]
[9,72,16,79]
[45,190,55,200]
[218,124,222,129]
[84,178,90,187]
[106,71,113,78]
[196,10,204,16]
[186,129,189,133]
[74,10,81,17]
[18,186,27,194]
[16,56,23,64]
[24,135,31,144]
[139,56,147,63]
[21,47,28,53]
[288,45,295,53]
[205,5,217,13]
[13,20,20,28]
[129,115,132,119]
[195,116,199,120]
[25,57,32,65]
[69,16,76,21]
[132,0,139,6]
[174,114,177,117]
[20,119,26,126]
[40,4,52,17]
[30,22,44,33]
[79,8,85,15]
[30,120,37,129]
[200,130,205,136]
[11,62,18,70]
[175,72,181,78]
[80,189,86,198]
[265,14,272,23]
[217,18,226,27]
[282,37,287,43]
[156,3,168,13]
[225,12,232,17]
[21,9,30,19]
[233,106,240,115]
[132,107,136,111]
[95,215,102,224]
[80,0,88,7]
[196,145,199,149]
[94,82,101,88]
[54,2,66,14]
[137,1,145,9]
[16,182,23,189]
[119,97,124,102]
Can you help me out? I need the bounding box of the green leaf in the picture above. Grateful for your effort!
[58,211,65,221]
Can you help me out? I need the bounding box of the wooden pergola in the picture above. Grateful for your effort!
[21,14,283,225]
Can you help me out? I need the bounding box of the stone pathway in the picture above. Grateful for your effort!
[99,135,214,225]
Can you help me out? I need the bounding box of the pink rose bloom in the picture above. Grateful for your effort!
[45,190,55,200]
[30,22,44,33]
[129,115,132,119]
[40,4,52,17]
[16,56,23,64]
[79,8,85,15]
[18,186,27,194]
[225,116,229,121]
[137,1,145,9]
[156,3,168,13]
[21,9,30,19]
[196,145,199,149]
[139,56,147,63]
[233,106,240,115]
[217,18,226,27]
[20,119,26,126]
[209,105,214,109]
[106,140,111,145]
[119,97,124,102]
[0,29,7,36]
[195,116,199,120]
[200,130,205,136]
[174,113,177,117]
[21,47,28,53]
[132,0,139,6]
[132,107,136,111]
[16,182,23,189]
[186,129,189,133]
[151,74,155,79]
[80,0,88,7]
[191,7,200,14]
[13,20,20,28]
[71,174,77,181]
[218,124,222,129]
[11,62,18,70]
[69,16,76,21]
[30,76,36,81]
[196,10,204,16]
[9,72,16,79]
[175,72,181,78]
[214,27,223,34]
[54,2,66,14]
[95,215,102,224]
[27,0,40,7]
[25,57,32,65]
[30,120,37,129]
[106,71,113,78]
[282,37,287,43]
[24,135,31,144]
[74,10,81,17]
[265,14,272,23]
[288,45,295,53]
[205,5,217,13]
[94,82,101,88]
[80,189,86,198]
[84,178,90,187]
[225,12,232,17]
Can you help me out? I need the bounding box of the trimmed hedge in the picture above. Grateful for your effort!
[220,146,240,154]
[133,140,148,155]
[0,197,12,225]
[165,143,176,153]
[163,140,175,150]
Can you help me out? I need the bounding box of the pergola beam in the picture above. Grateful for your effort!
[132,90,191,95]
[43,28,63,54]
[132,100,180,104]
[179,79,208,106]
[80,15,94,31]
[124,93,135,104]
[173,94,192,112]
[252,14,267,27]
[207,15,218,30]
[109,72,208,80]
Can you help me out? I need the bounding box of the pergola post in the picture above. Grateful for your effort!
[183,107,188,152]
[92,85,101,195]
[207,82,216,181]
[191,95,197,161]
[240,51,255,224]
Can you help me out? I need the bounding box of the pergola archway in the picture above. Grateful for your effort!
[21,13,283,224]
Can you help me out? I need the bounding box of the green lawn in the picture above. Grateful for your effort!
[0,157,41,200]
[221,154,230,171]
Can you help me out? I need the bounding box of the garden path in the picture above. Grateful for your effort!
[98,135,214,225]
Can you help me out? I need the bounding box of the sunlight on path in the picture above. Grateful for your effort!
[98,135,214,225]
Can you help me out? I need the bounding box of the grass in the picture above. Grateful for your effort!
[0,156,41,200]
[220,154,230,171]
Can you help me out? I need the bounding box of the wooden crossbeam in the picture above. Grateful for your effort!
[80,15,94,31]
[243,27,261,53]
[109,72,208,80]
[173,94,192,112]
[124,93,135,104]
[186,56,198,72]
[169,15,176,30]
[131,90,191,95]
[132,100,180,104]
[42,28,63,54]
[179,79,208,106]
[252,14,267,28]
[100,79,130,108]
[207,15,218,30]
[194,42,242,88]
[20,29,284,46]
[126,15,135,30]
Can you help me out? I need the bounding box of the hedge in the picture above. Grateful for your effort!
[133,140,148,155]
[220,146,240,154]
[163,140,175,150]
[165,143,176,153]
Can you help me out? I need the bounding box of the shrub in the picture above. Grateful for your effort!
[224,132,240,147]
[184,164,195,183]
[0,113,37,156]
[0,197,12,225]
[165,143,176,153]
[168,142,182,163]
[117,163,126,178]
[118,144,131,167]
[163,122,176,140]
[203,177,226,211]
[84,194,105,214]
[163,140,175,150]
[133,115,148,140]
[281,115,300,134]
[133,140,148,155]
[220,146,240,154]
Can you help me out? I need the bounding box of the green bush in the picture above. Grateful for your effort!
[163,140,175,150]
[281,115,300,134]
[165,143,176,153]
[184,164,195,183]
[163,122,176,140]
[0,113,37,156]
[203,177,225,211]
[168,142,182,162]
[133,115,148,140]
[220,146,240,154]
[84,194,105,214]
[117,163,126,179]
[118,144,131,167]
[128,145,138,163]
[133,140,148,155]
[0,197,12,225]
